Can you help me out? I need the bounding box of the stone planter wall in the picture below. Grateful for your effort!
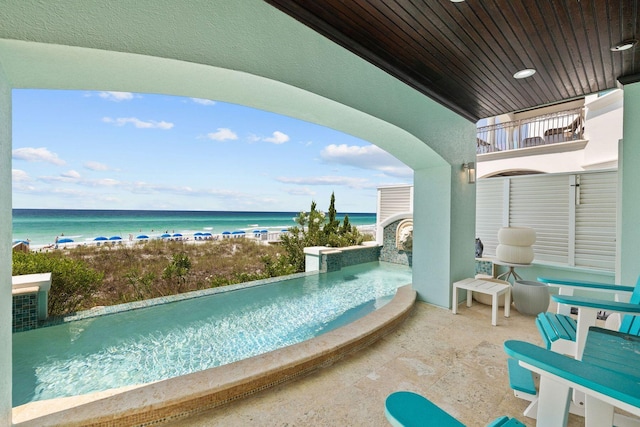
[305,244,381,273]
[379,219,412,266]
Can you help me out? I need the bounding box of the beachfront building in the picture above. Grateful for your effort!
[0,1,639,425]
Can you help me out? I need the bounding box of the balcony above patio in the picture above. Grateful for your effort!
[477,105,588,162]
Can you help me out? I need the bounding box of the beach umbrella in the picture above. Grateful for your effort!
[136,235,149,239]
[202,232,212,236]
[160,233,171,238]
[260,230,268,233]
[232,230,245,235]
[93,236,108,241]
[194,232,204,236]
[58,238,74,243]
[222,231,231,235]
[109,236,122,241]
[173,233,182,237]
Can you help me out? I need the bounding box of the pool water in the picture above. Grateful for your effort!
[13,262,412,407]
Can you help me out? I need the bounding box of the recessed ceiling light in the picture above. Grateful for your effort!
[513,69,536,79]
[611,39,637,52]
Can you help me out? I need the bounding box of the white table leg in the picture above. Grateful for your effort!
[504,288,511,318]
[452,285,458,314]
[491,293,498,326]
[466,288,473,307]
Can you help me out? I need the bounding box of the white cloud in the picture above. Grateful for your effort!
[276,175,372,189]
[102,117,174,130]
[12,147,66,165]
[284,187,316,196]
[84,161,109,171]
[191,98,216,106]
[12,169,31,182]
[263,131,290,144]
[98,91,134,102]
[320,144,412,178]
[250,131,290,144]
[61,170,81,179]
[206,128,238,141]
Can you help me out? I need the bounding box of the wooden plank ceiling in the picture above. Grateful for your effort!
[264,0,639,121]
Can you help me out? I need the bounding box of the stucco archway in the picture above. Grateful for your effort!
[0,1,477,422]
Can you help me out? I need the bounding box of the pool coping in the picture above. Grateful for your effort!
[13,284,416,427]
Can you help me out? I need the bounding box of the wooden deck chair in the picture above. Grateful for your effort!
[384,391,525,427]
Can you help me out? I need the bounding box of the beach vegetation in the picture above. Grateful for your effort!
[12,251,104,316]
[279,193,371,271]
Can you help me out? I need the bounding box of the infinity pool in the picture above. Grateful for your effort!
[13,261,412,407]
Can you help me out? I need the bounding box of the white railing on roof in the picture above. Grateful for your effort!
[477,107,585,154]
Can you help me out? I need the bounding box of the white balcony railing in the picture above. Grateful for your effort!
[477,107,585,154]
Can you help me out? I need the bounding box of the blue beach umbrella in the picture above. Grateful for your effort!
[160,233,171,238]
[109,236,122,241]
[222,231,231,235]
[202,232,212,237]
[260,230,268,233]
[231,230,245,235]
[173,233,182,237]
[194,232,204,236]
[93,236,108,241]
[136,235,149,239]
[58,238,74,243]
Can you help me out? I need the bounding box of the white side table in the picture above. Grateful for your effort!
[452,278,511,326]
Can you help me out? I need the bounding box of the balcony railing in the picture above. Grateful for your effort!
[477,107,585,154]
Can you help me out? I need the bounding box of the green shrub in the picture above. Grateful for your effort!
[12,251,103,316]
[279,193,368,272]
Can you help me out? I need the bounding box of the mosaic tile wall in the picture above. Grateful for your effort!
[319,246,381,272]
[13,293,39,332]
[475,259,494,276]
[379,219,412,266]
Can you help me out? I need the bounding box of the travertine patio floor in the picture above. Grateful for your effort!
[167,297,585,427]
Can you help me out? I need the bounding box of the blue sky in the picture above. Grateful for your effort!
[12,90,413,213]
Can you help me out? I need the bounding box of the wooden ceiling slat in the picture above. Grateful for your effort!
[498,1,574,103]
[408,1,524,114]
[387,0,514,114]
[530,1,586,100]
[263,0,639,120]
[470,0,555,108]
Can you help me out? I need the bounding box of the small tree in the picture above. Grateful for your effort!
[280,194,365,272]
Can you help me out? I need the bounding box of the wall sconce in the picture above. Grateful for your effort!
[462,162,476,184]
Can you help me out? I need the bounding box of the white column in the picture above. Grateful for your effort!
[619,82,640,285]
[0,66,13,425]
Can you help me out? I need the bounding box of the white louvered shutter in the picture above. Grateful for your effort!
[475,178,505,256]
[508,175,570,264]
[378,186,412,224]
[574,172,617,270]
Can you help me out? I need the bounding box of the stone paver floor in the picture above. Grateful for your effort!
[167,298,586,426]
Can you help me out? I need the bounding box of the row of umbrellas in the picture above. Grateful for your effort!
[80,229,289,243]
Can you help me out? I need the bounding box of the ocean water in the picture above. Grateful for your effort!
[12,209,376,247]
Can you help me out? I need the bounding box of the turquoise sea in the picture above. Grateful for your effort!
[12,209,376,247]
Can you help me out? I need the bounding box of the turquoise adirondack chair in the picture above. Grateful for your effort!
[385,391,524,427]
[505,328,640,427]
[535,276,640,360]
